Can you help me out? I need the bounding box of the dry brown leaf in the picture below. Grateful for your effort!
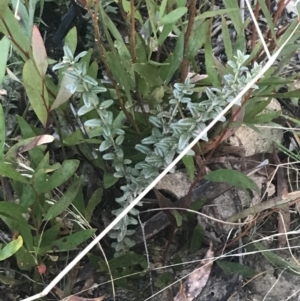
[174,246,214,301]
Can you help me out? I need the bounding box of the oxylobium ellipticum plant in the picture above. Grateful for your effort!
[54,48,262,252]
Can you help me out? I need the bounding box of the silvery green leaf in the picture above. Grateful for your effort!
[113,128,125,135]
[149,116,162,127]
[165,150,175,164]
[178,132,191,150]
[227,60,237,69]
[161,137,177,144]
[157,111,171,118]
[82,92,91,107]
[74,50,88,62]
[117,227,127,242]
[135,144,152,154]
[102,125,111,137]
[145,155,163,163]
[100,99,114,109]
[144,169,158,179]
[66,83,77,94]
[79,62,87,75]
[115,193,129,203]
[169,98,178,105]
[109,232,118,239]
[174,83,185,91]
[64,70,78,79]
[182,89,193,95]
[125,229,136,236]
[99,139,113,152]
[115,135,124,145]
[63,46,74,61]
[102,153,115,160]
[128,216,138,225]
[180,97,191,103]
[114,171,124,178]
[135,162,149,169]
[142,135,158,144]
[178,118,196,126]
[154,146,164,157]
[123,237,136,247]
[114,162,124,171]
[173,89,183,99]
[155,141,169,150]
[186,149,195,155]
[52,62,66,71]
[111,241,123,252]
[91,85,107,93]
[82,75,98,85]
[84,119,102,127]
[116,148,124,158]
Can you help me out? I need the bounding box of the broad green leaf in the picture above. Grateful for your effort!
[246,111,281,124]
[19,185,36,208]
[38,159,80,193]
[182,155,194,181]
[0,0,9,18]
[27,0,37,41]
[44,177,82,220]
[0,236,23,261]
[187,20,208,59]
[279,19,300,47]
[17,116,45,166]
[159,0,168,18]
[39,224,60,248]
[223,0,243,32]
[0,104,4,160]
[132,63,163,87]
[244,98,272,121]
[23,59,48,126]
[32,25,48,77]
[257,0,276,42]
[65,26,77,55]
[221,16,232,60]
[37,229,96,255]
[0,202,33,248]
[164,33,184,84]
[0,36,9,86]
[254,242,300,275]
[173,210,182,227]
[5,136,53,165]
[217,260,256,278]
[72,188,85,216]
[11,0,30,38]
[157,23,174,46]
[104,172,119,189]
[0,8,30,60]
[0,161,29,183]
[205,169,258,191]
[15,246,36,271]
[205,32,219,87]
[145,0,158,38]
[50,73,76,110]
[122,0,143,24]
[160,7,187,24]
[190,225,204,253]
[192,8,239,23]
[85,188,103,222]
[0,202,28,220]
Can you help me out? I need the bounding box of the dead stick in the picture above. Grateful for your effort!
[227,193,300,222]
